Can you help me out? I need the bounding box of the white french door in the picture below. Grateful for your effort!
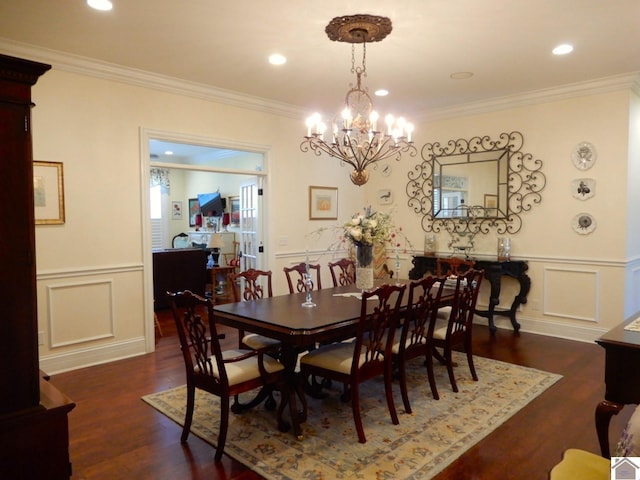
[238,177,264,271]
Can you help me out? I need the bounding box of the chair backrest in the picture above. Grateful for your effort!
[436,257,475,276]
[328,258,356,287]
[401,275,446,351]
[228,268,273,302]
[446,269,484,336]
[352,283,406,376]
[283,262,322,293]
[166,290,227,389]
[172,232,189,248]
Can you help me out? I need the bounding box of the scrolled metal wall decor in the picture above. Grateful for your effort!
[406,131,545,236]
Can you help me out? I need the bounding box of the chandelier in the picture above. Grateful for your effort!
[300,14,417,186]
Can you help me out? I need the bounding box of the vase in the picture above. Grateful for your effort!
[355,244,374,290]
[497,237,511,261]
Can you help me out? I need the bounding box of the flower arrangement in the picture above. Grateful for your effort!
[309,205,412,252]
[343,206,395,247]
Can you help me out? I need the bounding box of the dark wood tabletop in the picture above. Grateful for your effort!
[214,283,376,349]
[213,280,455,350]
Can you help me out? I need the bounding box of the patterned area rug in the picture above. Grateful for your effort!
[142,352,561,479]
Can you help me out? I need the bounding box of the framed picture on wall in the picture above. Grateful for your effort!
[172,201,183,219]
[229,196,240,226]
[188,198,199,226]
[309,186,338,220]
[34,161,65,225]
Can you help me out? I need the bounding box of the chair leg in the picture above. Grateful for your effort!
[215,395,230,462]
[384,365,399,425]
[181,384,195,442]
[425,350,440,401]
[444,346,459,393]
[398,357,412,414]
[350,383,366,443]
[466,337,478,381]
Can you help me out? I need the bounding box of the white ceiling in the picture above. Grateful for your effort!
[1,0,639,119]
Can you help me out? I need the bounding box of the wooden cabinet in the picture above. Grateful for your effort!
[0,54,75,479]
[153,248,208,309]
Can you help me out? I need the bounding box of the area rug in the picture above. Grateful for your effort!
[142,352,561,479]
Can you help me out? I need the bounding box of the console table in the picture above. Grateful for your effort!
[408,255,530,333]
[595,321,640,458]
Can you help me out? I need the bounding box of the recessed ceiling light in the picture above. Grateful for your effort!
[374,89,389,97]
[552,44,574,55]
[450,72,474,80]
[87,0,113,11]
[268,54,286,65]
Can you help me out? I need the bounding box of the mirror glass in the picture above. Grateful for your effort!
[433,150,509,219]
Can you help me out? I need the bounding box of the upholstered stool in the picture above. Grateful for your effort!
[549,448,609,480]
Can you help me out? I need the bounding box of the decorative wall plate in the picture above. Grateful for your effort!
[572,212,596,234]
[571,178,596,200]
[571,141,596,170]
[377,189,393,205]
[380,163,392,177]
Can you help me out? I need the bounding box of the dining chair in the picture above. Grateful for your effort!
[328,258,355,287]
[391,275,446,410]
[436,257,475,276]
[166,290,285,461]
[283,262,322,293]
[432,269,484,393]
[228,268,281,351]
[299,283,407,443]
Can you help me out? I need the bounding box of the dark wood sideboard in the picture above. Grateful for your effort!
[409,255,530,332]
[595,321,640,458]
[0,54,75,478]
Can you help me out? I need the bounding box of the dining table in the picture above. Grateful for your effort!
[213,279,454,439]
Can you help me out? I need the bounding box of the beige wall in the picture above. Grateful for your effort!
[28,63,640,373]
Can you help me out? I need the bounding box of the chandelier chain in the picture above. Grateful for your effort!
[351,43,367,78]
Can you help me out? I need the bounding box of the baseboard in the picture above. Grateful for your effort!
[39,337,147,375]
[486,315,608,344]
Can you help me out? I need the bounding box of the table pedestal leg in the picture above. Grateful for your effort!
[276,349,307,440]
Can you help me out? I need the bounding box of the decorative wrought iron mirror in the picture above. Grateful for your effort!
[407,131,545,236]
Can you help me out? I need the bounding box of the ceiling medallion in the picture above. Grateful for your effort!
[301,14,416,186]
[325,14,393,43]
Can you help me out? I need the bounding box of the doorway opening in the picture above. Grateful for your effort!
[140,128,269,351]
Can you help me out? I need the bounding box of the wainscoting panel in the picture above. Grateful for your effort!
[47,279,115,348]
[543,267,599,322]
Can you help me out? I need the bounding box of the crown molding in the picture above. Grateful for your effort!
[2,38,639,124]
[418,72,640,123]
[0,39,304,120]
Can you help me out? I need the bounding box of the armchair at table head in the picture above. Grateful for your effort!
[328,258,355,287]
[166,290,284,462]
[283,262,322,293]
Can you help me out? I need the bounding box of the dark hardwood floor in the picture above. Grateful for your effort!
[50,311,626,480]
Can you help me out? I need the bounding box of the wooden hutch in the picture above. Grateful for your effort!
[0,54,75,478]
